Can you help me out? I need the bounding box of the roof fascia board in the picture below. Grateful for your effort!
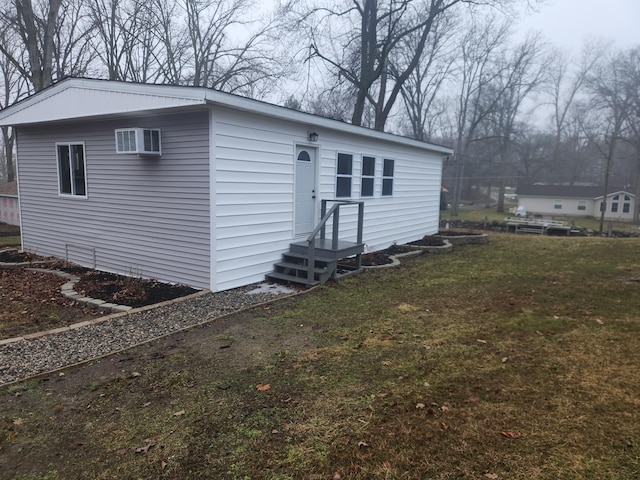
[594,191,633,200]
[1,78,453,155]
[203,89,452,154]
[0,78,208,125]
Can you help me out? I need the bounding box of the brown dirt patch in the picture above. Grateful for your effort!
[0,269,102,339]
[408,236,446,246]
[0,251,198,340]
[0,249,38,262]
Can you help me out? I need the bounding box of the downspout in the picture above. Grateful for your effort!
[208,107,217,291]
[15,129,24,252]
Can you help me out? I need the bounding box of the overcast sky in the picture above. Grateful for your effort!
[517,0,639,52]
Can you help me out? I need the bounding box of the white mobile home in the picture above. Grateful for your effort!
[0,78,451,291]
[517,185,636,222]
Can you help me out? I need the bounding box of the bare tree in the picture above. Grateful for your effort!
[490,33,548,213]
[618,46,640,223]
[288,0,535,131]
[88,0,162,81]
[0,27,27,182]
[537,43,602,188]
[54,0,95,78]
[582,47,634,233]
[0,0,95,92]
[0,0,63,91]
[399,11,457,140]
[448,16,510,215]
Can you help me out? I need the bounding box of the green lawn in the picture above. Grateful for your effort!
[0,236,20,247]
[1,234,639,479]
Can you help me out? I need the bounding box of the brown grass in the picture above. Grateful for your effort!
[1,233,639,479]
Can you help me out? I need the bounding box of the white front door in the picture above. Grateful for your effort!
[295,146,317,236]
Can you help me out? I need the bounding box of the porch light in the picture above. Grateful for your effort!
[308,131,319,142]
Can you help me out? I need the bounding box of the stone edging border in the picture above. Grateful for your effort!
[0,286,319,388]
[27,267,134,314]
[360,240,453,270]
[0,289,211,347]
[0,236,481,386]
[0,238,458,348]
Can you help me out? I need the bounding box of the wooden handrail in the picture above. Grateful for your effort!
[305,199,364,283]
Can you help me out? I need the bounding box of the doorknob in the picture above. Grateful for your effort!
[312,189,316,199]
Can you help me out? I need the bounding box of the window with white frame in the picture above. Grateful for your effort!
[577,200,587,211]
[382,158,394,196]
[623,195,631,213]
[336,153,353,198]
[611,195,619,212]
[57,143,87,196]
[361,155,375,197]
[553,199,562,209]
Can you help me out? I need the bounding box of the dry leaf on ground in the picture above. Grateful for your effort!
[256,383,271,391]
[135,442,155,454]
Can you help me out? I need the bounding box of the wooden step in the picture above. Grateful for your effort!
[290,239,365,259]
[265,271,320,286]
[281,251,337,266]
[274,261,331,274]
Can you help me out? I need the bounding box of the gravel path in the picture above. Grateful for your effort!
[0,284,298,386]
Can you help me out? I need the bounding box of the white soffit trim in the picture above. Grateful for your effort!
[0,78,207,126]
[0,78,453,155]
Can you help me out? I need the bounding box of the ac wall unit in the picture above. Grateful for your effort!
[115,128,161,155]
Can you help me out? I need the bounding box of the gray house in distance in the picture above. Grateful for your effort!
[0,78,452,291]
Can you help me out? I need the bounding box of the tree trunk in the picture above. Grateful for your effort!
[599,140,616,235]
[496,177,507,213]
[450,137,466,216]
[15,0,63,91]
[2,126,15,182]
[634,152,640,224]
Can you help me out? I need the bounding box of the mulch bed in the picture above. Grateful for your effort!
[339,244,424,267]
[0,249,41,263]
[408,236,447,246]
[1,249,198,307]
[436,230,483,236]
[76,271,198,308]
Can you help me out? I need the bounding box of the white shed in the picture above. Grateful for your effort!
[0,78,451,291]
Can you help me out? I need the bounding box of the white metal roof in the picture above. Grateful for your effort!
[0,78,453,155]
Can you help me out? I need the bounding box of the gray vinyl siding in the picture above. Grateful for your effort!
[16,110,210,289]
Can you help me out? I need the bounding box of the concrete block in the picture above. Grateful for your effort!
[110,305,132,313]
